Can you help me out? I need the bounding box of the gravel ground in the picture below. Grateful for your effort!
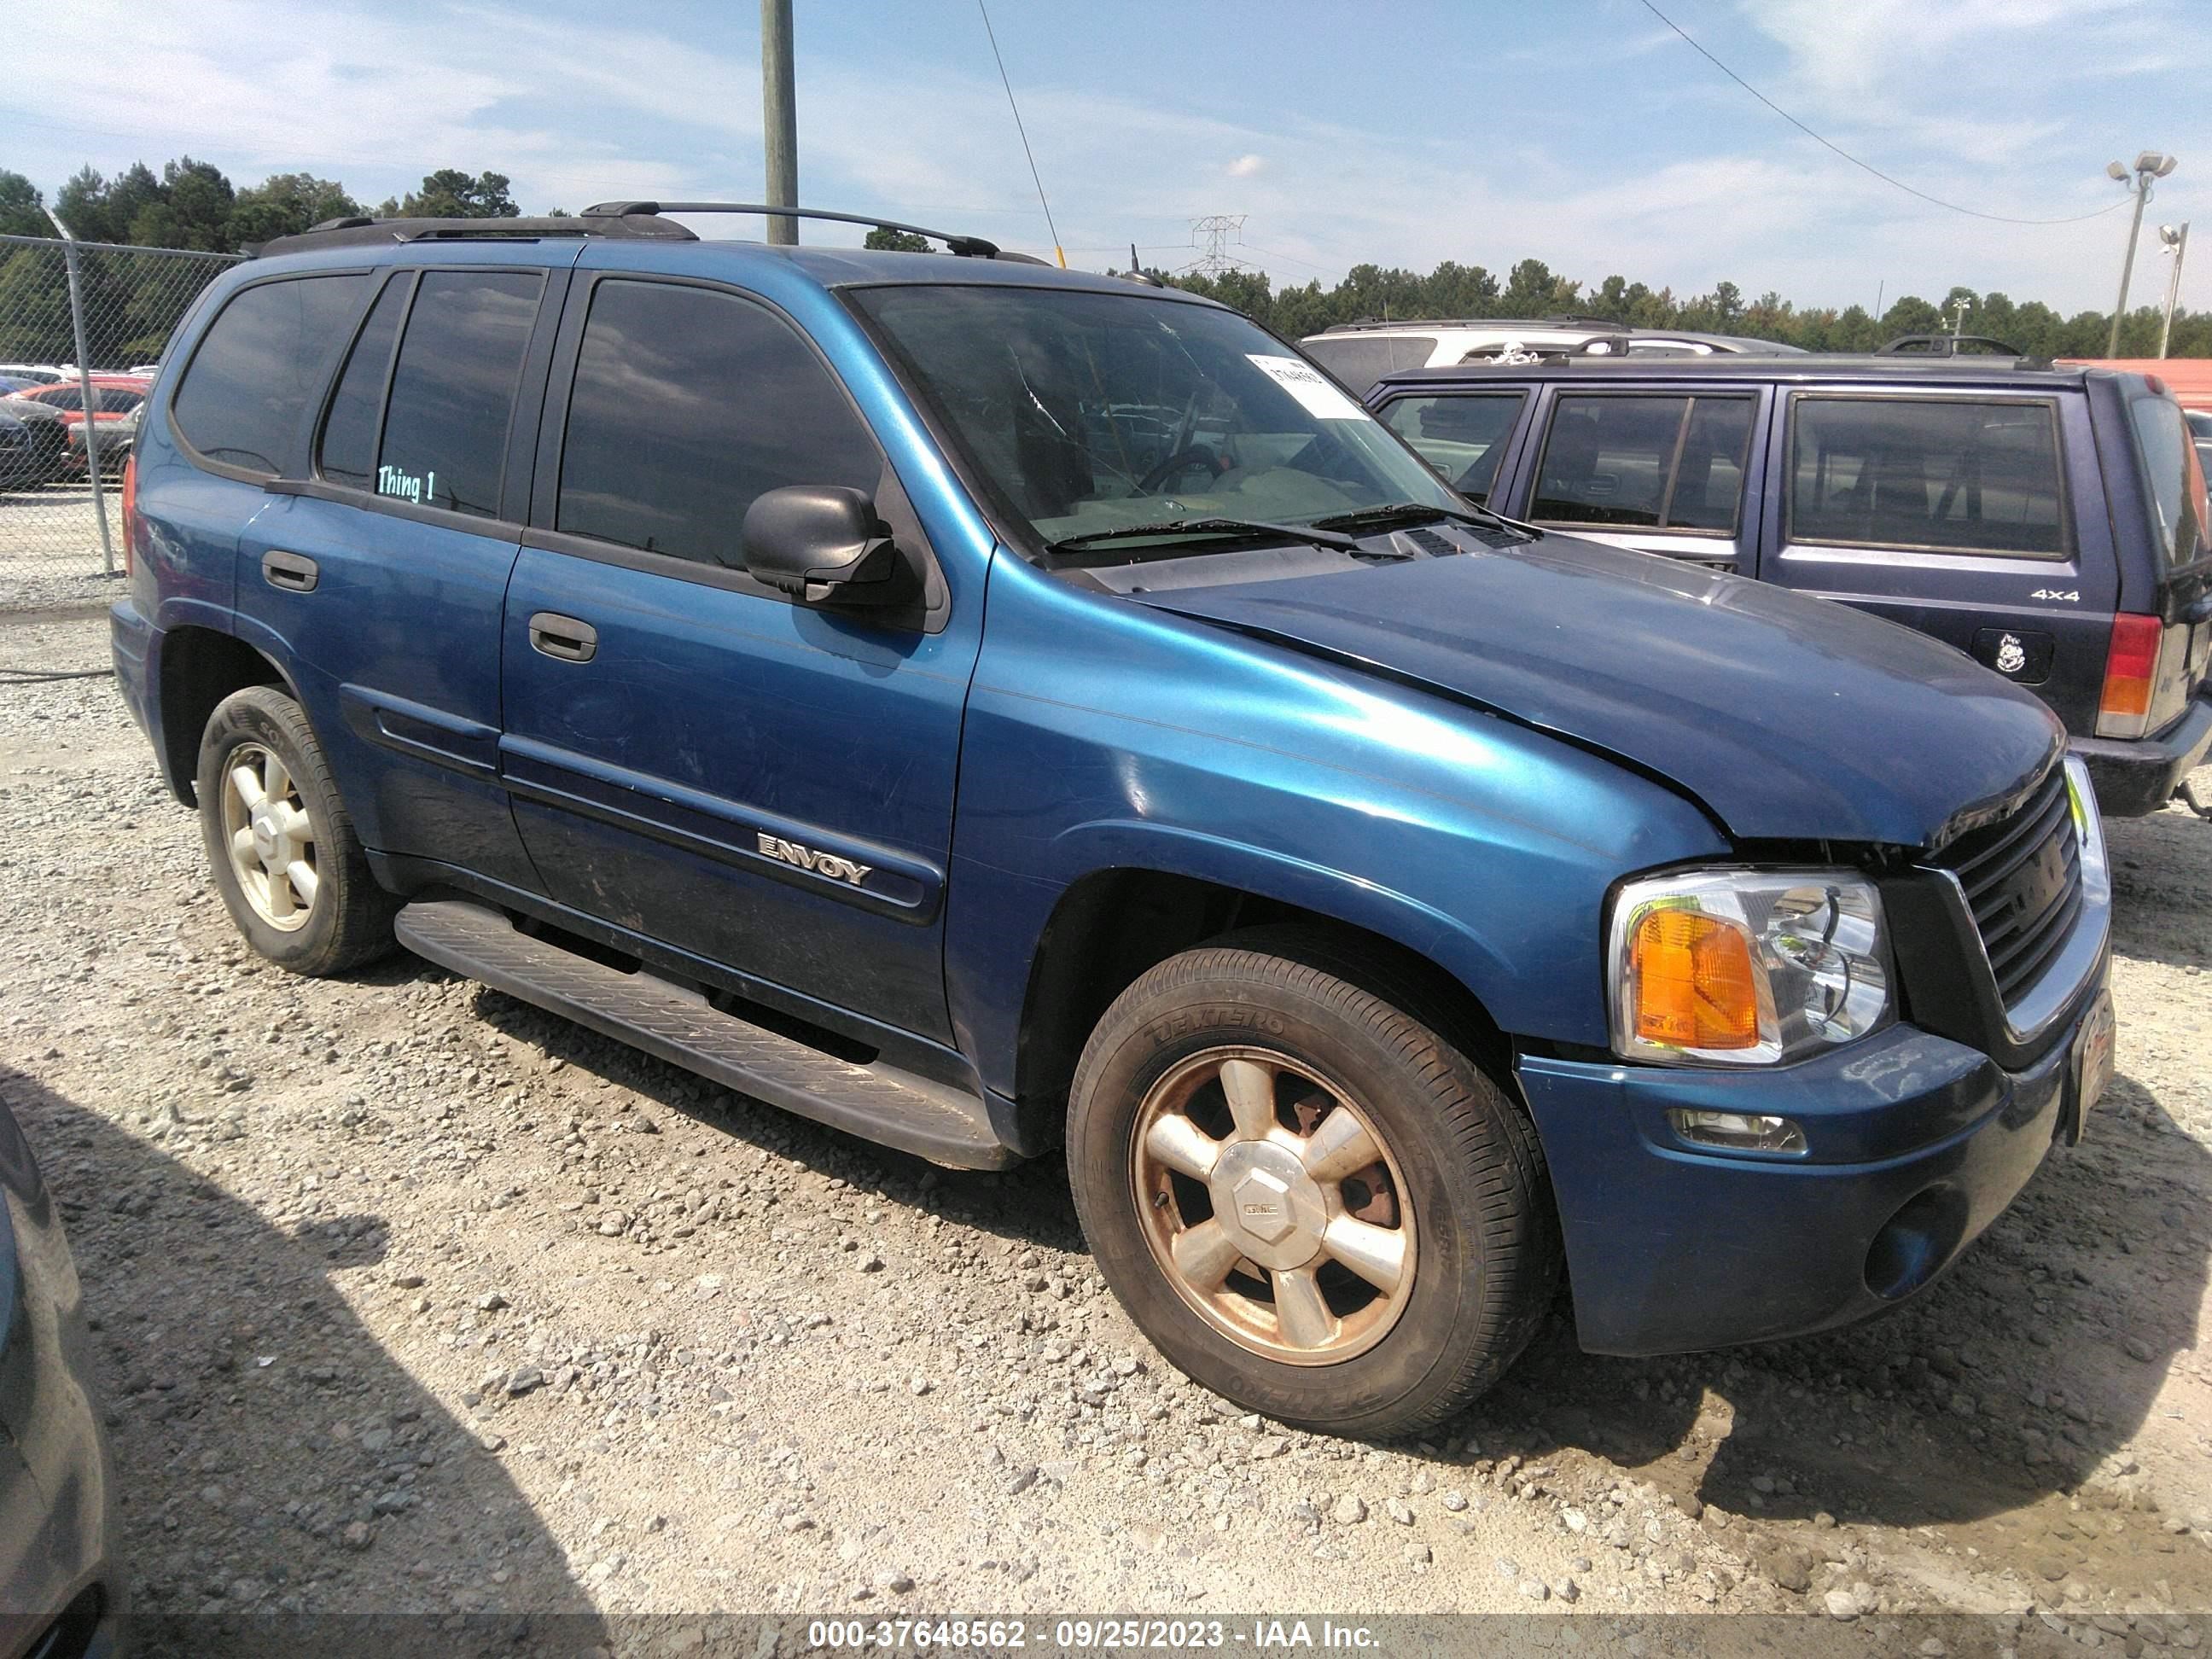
[2,608,2209,1653]
[0,481,125,612]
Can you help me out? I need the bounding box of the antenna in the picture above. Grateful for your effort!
[1189,214,1248,276]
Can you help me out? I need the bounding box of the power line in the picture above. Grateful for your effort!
[1237,240,1337,276]
[1189,213,1248,275]
[975,0,1064,266]
[1634,0,2130,227]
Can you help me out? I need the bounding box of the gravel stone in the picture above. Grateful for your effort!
[4,617,2206,1623]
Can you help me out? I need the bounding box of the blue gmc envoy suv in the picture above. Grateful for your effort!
[110,204,2115,1437]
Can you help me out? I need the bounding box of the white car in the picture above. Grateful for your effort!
[1301,320,1803,393]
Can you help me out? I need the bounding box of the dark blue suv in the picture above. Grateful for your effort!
[1366,354,2212,818]
[111,205,2115,1437]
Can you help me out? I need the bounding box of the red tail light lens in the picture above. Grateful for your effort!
[2095,613,2163,738]
[120,451,137,578]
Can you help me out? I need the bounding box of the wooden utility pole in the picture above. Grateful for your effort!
[762,0,798,245]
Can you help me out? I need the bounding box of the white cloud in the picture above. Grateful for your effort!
[4,0,2207,312]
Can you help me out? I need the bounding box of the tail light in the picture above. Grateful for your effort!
[120,451,137,578]
[2095,613,2163,738]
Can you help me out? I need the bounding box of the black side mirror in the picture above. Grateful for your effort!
[742,485,907,606]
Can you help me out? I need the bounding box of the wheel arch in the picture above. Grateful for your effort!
[155,624,298,806]
[1010,862,1518,1145]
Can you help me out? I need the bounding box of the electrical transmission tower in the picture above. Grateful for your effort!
[1188,214,1248,275]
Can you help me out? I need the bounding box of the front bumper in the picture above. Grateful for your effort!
[2071,686,2212,817]
[1517,983,2106,1357]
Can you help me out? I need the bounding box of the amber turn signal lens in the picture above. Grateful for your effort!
[1629,908,1761,1050]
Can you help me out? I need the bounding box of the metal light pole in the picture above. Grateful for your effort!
[41,207,114,576]
[2108,151,2178,357]
[2157,222,2191,359]
[761,0,798,245]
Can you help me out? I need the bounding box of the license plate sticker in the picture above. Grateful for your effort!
[2069,992,2116,1143]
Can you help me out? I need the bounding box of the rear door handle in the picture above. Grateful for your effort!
[261,550,319,592]
[527,612,597,663]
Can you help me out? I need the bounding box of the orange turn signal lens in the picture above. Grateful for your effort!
[1628,907,1761,1051]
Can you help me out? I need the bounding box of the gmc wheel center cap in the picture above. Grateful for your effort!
[250,807,281,862]
[1210,1141,1327,1271]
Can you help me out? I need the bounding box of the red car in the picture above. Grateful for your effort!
[3,375,151,430]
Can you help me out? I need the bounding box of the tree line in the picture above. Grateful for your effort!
[0,160,532,365]
[1160,257,2212,361]
[4,154,2209,361]
[0,160,527,252]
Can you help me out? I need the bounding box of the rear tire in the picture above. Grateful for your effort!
[1067,930,1560,1438]
[196,685,396,976]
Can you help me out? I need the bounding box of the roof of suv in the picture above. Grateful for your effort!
[1373,354,2111,392]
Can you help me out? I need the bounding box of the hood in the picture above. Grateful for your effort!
[1132,534,2062,848]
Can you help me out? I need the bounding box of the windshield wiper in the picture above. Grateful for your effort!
[1309,501,1540,539]
[1047,516,1361,555]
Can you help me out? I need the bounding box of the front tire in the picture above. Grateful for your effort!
[196,685,396,976]
[1068,932,1559,1438]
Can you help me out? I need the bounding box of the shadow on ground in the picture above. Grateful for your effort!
[445,847,2212,1601]
[0,1064,611,1657]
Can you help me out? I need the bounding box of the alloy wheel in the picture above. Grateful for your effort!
[219,742,318,932]
[1130,1046,1417,1365]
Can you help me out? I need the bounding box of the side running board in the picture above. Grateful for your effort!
[393,899,1016,1170]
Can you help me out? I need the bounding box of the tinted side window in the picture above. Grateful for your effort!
[1790,397,2067,557]
[376,271,543,518]
[2127,394,2207,568]
[1532,394,1755,533]
[172,275,370,474]
[97,388,145,414]
[317,275,410,491]
[1668,397,1755,532]
[1379,393,1525,504]
[556,280,881,568]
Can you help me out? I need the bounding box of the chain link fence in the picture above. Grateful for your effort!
[0,234,242,611]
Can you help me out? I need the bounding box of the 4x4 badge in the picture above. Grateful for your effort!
[756,832,873,888]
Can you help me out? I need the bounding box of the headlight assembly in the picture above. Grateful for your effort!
[1609,870,1892,1067]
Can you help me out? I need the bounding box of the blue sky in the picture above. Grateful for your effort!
[9,0,2210,315]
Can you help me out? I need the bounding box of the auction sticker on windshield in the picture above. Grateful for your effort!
[1249,354,1371,420]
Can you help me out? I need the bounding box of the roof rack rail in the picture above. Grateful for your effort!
[256,210,696,257]
[258,201,1030,263]
[1877,332,2024,358]
[1318,315,1628,335]
[582,201,1004,259]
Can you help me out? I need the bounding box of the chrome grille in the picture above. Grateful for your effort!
[1933,768,2084,1006]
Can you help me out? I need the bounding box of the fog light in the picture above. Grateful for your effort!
[1668,1109,1807,1154]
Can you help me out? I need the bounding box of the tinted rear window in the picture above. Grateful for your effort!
[172,275,370,474]
[556,278,881,567]
[1790,397,2066,558]
[2128,394,2208,568]
[1531,393,1755,533]
[375,270,542,518]
[317,275,410,492]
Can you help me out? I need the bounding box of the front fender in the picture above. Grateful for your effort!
[944,559,1732,1099]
